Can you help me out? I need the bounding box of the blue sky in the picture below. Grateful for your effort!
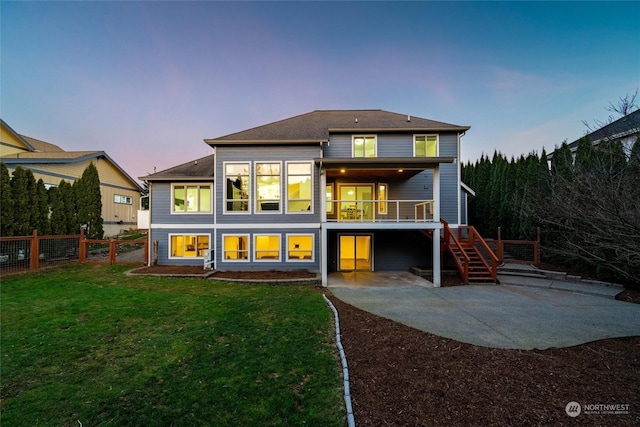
[2,1,639,183]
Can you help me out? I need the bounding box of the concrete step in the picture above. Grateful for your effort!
[497,263,624,299]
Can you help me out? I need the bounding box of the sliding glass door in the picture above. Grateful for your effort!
[338,234,372,271]
[339,184,374,221]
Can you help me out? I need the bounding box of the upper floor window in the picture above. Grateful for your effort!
[414,135,438,157]
[114,194,133,205]
[256,162,281,213]
[353,136,376,158]
[225,163,250,213]
[286,162,313,213]
[173,184,211,213]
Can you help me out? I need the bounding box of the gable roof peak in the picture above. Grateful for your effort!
[205,109,469,146]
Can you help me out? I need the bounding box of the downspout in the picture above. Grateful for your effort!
[319,140,328,287]
[457,132,464,225]
[147,181,153,266]
[212,147,217,271]
[432,168,441,287]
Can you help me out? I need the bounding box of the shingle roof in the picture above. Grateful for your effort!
[205,109,470,145]
[568,109,640,150]
[20,135,65,152]
[141,154,215,181]
[2,151,99,160]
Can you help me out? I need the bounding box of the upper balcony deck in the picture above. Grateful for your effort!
[324,199,434,223]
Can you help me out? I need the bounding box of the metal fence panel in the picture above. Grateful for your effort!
[0,238,30,274]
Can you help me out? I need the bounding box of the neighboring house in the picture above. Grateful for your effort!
[567,109,640,156]
[141,109,484,286]
[1,119,143,237]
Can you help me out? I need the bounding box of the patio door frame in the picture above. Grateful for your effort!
[337,183,375,221]
[338,233,373,272]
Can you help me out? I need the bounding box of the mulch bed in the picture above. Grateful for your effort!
[129,265,640,424]
[131,265,317,279]
[329,296,640,426]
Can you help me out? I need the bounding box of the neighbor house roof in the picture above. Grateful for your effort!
[568,109,640,151]
[205,109,470,146]
[0,119,36,151]
[2,149,144,192]
[141,154,215,181]
[1,120,143,192]
[20,135,65,152]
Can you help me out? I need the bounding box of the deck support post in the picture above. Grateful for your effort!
[432,224,441,287]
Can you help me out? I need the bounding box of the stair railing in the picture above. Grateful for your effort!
[441,219,470,284]
[468,227,499,282]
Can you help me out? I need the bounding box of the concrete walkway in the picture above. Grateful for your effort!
[328,271,640,350]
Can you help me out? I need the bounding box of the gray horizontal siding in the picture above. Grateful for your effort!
[440,162,459,224]
[326,230,432,273]
[150,182,214,225]
[325,132,460,158]
[149,227,214,266]
[215,146,321,225]
[439,133,460,224]
[326,134,414,158]
[216,227,319,272]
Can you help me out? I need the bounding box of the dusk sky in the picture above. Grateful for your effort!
[2,1,639,183]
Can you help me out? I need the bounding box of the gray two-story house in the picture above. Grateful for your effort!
[141,110,483,286]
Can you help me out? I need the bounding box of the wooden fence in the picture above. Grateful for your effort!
[0,230,148,274]
[496,227,541,265]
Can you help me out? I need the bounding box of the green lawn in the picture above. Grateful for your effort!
[1,265,344,426]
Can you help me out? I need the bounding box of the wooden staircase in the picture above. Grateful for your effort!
[439,220,499,284]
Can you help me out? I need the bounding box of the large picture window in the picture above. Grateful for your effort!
[223,235,249,261]
[353,136,376,158]
[170,234,210,258]
[286,234,314,261]
[254,234,281,261]
[414,135,438,157]
[225,163,250,213]
[173,185,211,213]
[256,162,281,212]
[286,162,313,213]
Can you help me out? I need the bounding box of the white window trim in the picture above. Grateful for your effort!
[286,233,315,263]
[253,233,282,262]
[352,135,377,158]
[223,162,251,215]
[114,194,133,205]
[221,233,250,263]
[326,183,334,215]
[168,233,211,260]
[413,134,439,157]
[285,161,314,214]
[254,161,283,214]
[377,182,388,215]
[171,183,213,214]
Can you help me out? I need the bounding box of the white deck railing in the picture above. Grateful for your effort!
[326,199,434,223]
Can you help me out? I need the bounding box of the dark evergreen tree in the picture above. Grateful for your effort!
[0,162,14,236]
[48,185,65,235]
[76,163,103,239]
[34,179,51,235]
[10,166,33,235]
[25,169,39,234]
[60,180,77,234]
[574,137,596,173]
[550,142,574,179]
